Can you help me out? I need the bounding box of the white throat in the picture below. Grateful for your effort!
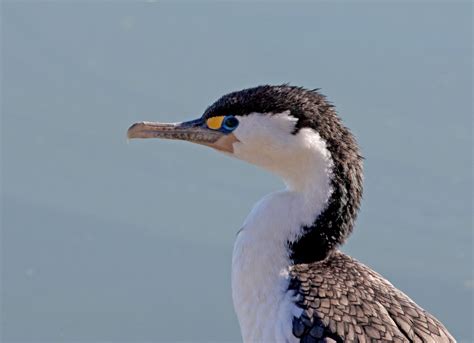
[230,115,334,342]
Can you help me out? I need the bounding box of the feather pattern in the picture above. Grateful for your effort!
[290,251,456,343]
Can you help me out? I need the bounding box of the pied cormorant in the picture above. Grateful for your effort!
[128,85,455,343]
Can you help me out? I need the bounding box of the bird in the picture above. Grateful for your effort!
[127,85,455,343]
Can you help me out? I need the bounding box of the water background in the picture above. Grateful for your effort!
[2,2,472,342]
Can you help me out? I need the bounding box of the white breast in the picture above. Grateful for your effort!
[229,114,334,342]
[232,191,304,343]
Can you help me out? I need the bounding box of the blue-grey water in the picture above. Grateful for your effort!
[1,2,472,342]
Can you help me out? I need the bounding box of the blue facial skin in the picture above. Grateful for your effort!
[221,115,239,133]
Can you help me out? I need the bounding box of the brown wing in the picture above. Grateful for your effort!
[289,251,455,343]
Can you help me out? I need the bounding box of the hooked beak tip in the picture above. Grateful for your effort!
[127,121,175,139]
[127,122,142,139]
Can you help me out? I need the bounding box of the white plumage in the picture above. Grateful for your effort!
[231,112,333,342]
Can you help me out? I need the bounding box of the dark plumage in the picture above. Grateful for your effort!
[204,85,363,263]
[129,85,455,342]
[203,85,454,342]
[289,251,455,343]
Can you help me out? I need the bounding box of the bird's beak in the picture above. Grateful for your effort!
[127,118,238,153]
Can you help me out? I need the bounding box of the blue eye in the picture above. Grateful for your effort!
[222,115,239,131]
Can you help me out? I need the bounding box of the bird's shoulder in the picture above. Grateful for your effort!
[288,251,455,343]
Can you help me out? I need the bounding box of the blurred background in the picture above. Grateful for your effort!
[1,2,472,342]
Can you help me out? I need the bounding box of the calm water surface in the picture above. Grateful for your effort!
[2,2,472,342]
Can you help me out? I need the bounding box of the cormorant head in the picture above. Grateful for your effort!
[129,85,355,188]
[128,85,363,261]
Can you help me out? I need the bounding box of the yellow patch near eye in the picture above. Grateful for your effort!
[206,116,225,130]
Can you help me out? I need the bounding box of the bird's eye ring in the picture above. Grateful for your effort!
[222,115,239,131]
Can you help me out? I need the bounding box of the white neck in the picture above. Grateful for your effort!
[231,127,333,342]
